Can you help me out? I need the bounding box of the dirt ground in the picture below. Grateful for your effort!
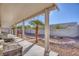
[24,36,79,56]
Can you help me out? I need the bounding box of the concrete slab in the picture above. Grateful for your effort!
[24,45,44,56]
[11,34,58,56]
[14,38,23,42]
[49,51,58,56]
[18,40,32,47]
[23,44,58,56]
[18,40,33,51]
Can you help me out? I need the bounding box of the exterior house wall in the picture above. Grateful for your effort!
[78,26,79,36]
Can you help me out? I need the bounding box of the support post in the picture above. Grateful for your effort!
[15,26,17,36]
[10,28,12,34]
[12,27,15,35]
[11,28,13,35]
[44,9,50,56]
[22,21,25,39]
[0,27,1,34]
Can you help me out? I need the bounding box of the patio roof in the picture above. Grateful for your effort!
[0,3,57,28]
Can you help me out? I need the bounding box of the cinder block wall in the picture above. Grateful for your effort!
[50,26,79,37]
[25,25,79,37]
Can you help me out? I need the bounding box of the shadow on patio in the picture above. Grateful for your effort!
[22,43,36,55]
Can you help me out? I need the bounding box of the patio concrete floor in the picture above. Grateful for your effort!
[13,35,58,56]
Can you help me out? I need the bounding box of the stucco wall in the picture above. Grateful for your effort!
[25,25,79,37]
[50,25,79,37]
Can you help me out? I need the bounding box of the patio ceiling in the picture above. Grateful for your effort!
[0,3,56,28]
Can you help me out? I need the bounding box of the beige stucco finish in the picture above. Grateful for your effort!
[0,3,56,28]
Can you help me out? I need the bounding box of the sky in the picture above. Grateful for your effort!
[49,3,79,24]
[17,3,79,26]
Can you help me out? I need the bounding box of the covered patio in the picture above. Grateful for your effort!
[0,3,58,56]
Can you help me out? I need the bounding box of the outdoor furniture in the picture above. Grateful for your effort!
[0,40,4,45]
[3,42,22,56]
[4,38,14,42]
[0,34,3,39]
[0,34,23,56]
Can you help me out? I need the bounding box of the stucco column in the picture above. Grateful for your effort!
[22,21,25,39]
[15,26,17,36]
[10,28,12,34]
[11,28,13,35]
[44,9,50,56]
[11,27,15,35]
[0,27,1,34]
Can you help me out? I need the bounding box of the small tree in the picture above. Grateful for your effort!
[29,20,44,43]
[17,26,22,29]
[25,25,31,30]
